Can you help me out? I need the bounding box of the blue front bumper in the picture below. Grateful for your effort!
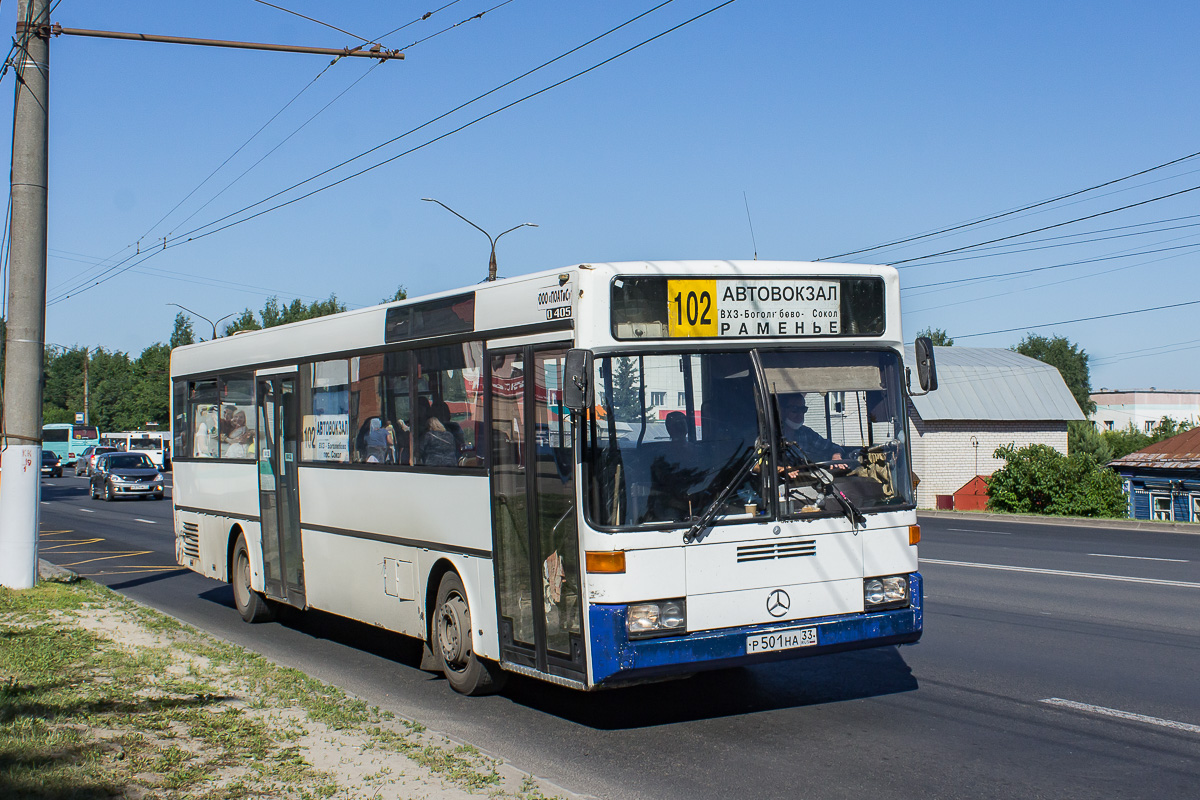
[589,572,922,686]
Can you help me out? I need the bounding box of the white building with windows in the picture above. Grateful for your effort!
[1090,389,1200,434]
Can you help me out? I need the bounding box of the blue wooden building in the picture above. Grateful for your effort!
[1109,427,1200,522]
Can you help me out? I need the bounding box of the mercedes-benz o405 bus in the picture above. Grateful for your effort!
[170,261,937,694]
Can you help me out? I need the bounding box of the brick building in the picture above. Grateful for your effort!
[904,346,1084,508]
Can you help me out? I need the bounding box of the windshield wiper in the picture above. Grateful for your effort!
[683,442,761,544]
[780,439,866,528]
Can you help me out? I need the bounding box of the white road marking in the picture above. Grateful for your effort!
[78,508,95,513]
[919,558,1200,589]
[1041,698,1200,735]
[948,527,1011,534]
[1088,553,1188,563]
[134,519,157,525]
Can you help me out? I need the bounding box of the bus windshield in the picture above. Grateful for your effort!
[584,349,913,529]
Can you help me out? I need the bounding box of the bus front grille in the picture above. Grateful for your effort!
[180,522,200,560]
[737,539,816,563]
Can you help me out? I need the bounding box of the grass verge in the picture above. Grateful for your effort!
[0,572,568,800]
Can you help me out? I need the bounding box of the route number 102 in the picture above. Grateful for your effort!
[667,279,718,337]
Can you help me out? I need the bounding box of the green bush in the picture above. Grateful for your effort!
[987,443,1126,518]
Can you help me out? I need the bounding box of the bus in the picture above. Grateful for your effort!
[42,422,100,465]
[170,261,937,694]
[102,431,171,470]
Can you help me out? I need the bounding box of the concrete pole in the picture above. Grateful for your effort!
[0,0,50,589]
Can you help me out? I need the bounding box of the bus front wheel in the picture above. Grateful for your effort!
[434,572,506,696]
[232,534,275,623]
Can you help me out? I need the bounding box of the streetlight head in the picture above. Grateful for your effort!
[421,197,435,202]
[524,223,539,228]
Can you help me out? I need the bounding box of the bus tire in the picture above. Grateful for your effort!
[231,534,275,623]
[434,572,506,696]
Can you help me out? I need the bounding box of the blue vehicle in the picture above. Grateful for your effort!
[42,423,100,466]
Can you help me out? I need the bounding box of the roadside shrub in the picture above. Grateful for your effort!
[987,443,1126,518]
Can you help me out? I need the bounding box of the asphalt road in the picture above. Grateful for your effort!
[34,474,1200,799]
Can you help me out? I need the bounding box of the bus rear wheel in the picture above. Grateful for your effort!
[434,572,506,696]
[232,534,275,623]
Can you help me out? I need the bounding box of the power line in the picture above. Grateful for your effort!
[954,299,1200,340]
[48,0,737,305]
[155,1,684,244]
[1092,336,1200,366]
[894,214,1200,271]
[371,0,467,41]
[903,240,1200,294]
[397,0,515,51]
[887,184,1200,266]
[905,245,1198,316]
[819,149,1200,261]
[167,60,384,236]
[249,0,385,48]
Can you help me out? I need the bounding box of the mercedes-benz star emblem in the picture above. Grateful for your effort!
[766,589,790,618]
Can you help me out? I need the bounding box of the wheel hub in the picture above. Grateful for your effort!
[438,594,470,668]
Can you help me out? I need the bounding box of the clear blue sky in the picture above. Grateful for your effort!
[4,0,1198,391]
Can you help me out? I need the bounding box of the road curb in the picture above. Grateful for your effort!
[39,558,80,582]
[917,509,1200,535]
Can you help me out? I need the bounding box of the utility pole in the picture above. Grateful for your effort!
[0,0,50,589]
[0,7,401,590]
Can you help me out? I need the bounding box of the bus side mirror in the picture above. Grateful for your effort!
[914,336,938,392]
[563,349,593,411]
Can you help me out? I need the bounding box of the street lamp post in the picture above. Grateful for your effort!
[167,303,236,340]
[422,198,537,282]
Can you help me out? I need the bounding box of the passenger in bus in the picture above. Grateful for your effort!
[194,408,219,457]
[430,398,466,453]
[365,417,392,463]
[420,417,458,466]
[224,411,255,459]
[386,417,409,464]
[648,411,698,521]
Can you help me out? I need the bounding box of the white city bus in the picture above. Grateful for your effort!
[102,431,171,469]
[170,261,937,694]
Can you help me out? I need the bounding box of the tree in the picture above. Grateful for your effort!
[606,357,657,422]
[223,294,347,336]
[380,285,408,304]
[916,326,953,346]
[128,343,171,428]
[223,309,261,336]
[987,443,1126,518]
[1068,420,1113,464]
[1013,333,1095,415]
[170,313,195,348]
[1101,416,1196,460]
[1102,423,1150,460]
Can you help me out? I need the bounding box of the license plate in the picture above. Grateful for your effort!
[746,627,817,654]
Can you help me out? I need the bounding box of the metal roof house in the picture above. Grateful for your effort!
[1108,427,1200,522]
[904,346,1084,509]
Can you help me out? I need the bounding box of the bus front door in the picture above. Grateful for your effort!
[489,347,585,682]
[256,374,306,608]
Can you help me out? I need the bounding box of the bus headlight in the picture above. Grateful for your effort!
[864,576,909,610]
[626,599,687,638]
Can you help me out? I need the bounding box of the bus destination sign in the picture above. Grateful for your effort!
[667,279,841,338]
